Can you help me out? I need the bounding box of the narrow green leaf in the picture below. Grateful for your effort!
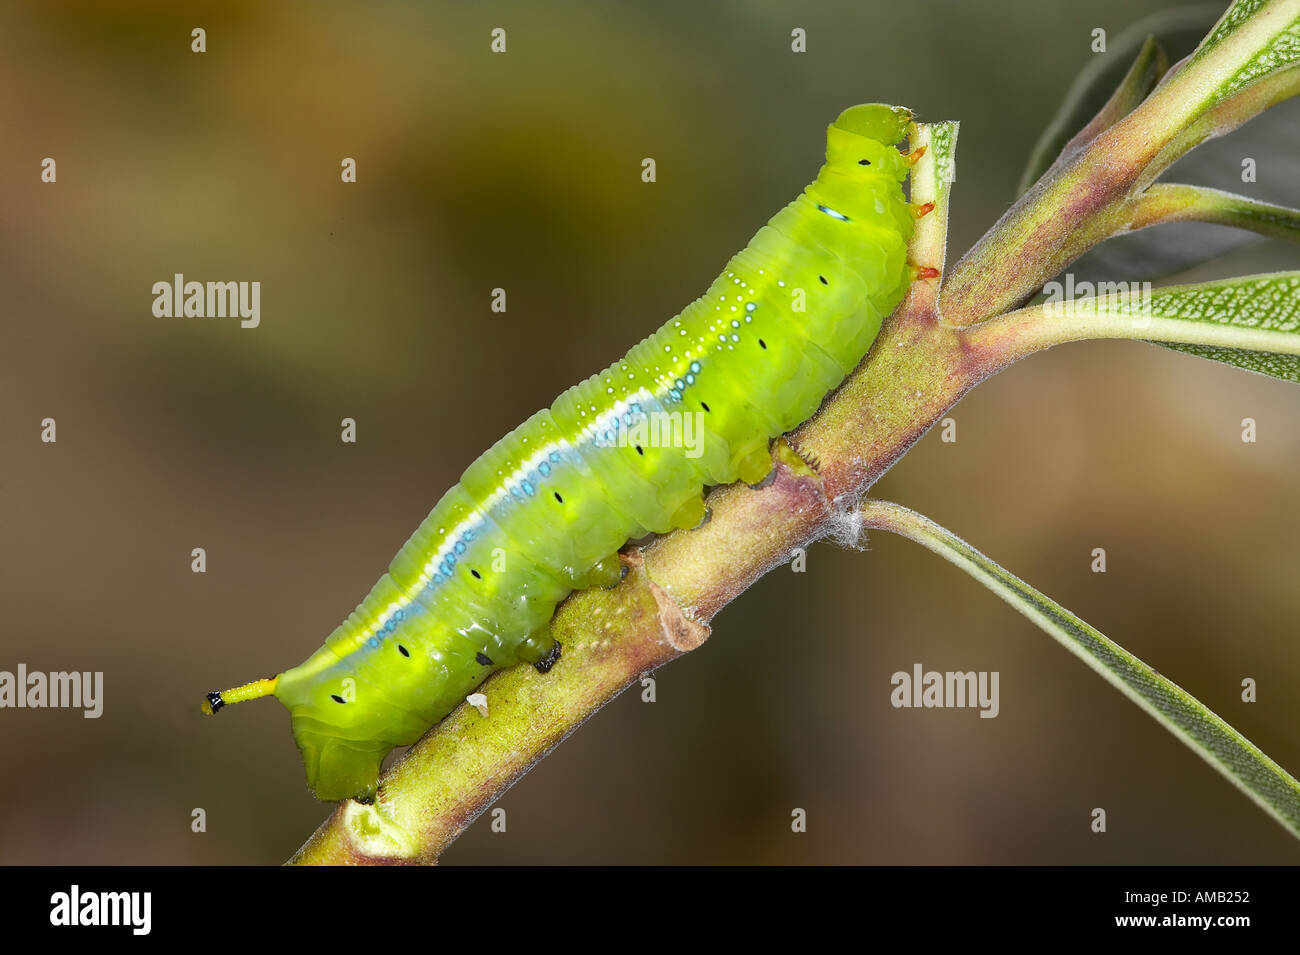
[1193,0,1300,107]
[1067,118,1300,286]
[1130,183,1300,243]
[1097,272,1300,381]
[1200,0,1272,50]
[1013,272,1300,382]
[1016,6,1222,196]
[860,500,1300,842]
[1166,341,1300,379]
[1068,184,1300,304]
[1143,0,1300,184]
[1026,2,1300,283]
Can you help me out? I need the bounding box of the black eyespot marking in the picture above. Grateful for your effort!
[331,694,346,704]
[476,651,494,666]
[635,445,644,455]
[759,339,767,350]
[858,159,871,165]
[700,401,711,413]
[471,568,482,579]
[554,492,564,503]
[818,275,829,285]
[205,691,225,713]
[398,644,410,657]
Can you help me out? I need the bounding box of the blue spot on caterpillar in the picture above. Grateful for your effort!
[203,104,932,802]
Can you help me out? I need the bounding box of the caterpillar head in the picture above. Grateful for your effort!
[825,103,913,180]
[808,103,916,242]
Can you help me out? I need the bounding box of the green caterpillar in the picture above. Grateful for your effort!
[204,103,936,802]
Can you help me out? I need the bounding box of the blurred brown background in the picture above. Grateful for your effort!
[1,0,1297,865]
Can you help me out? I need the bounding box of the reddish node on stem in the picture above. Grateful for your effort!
[907,145,928,165]
[910,265,941,280]
[912,201,935,218]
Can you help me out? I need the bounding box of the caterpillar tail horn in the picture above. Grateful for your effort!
[202,677,278,715]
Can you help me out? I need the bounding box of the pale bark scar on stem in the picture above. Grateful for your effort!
[621,551,711,652]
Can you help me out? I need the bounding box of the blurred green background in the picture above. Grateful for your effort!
[1,0,1298,865]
